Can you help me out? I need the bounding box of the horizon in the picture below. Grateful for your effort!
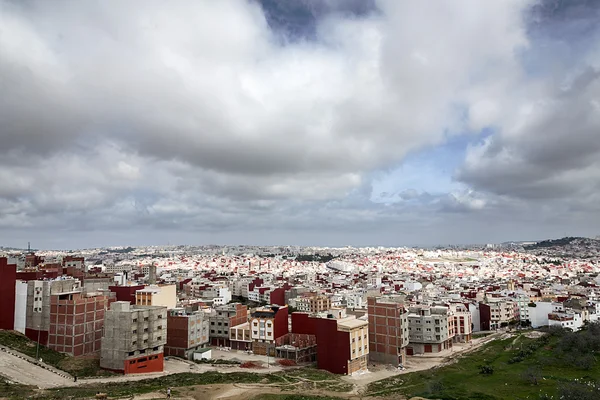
[1,0,600,249]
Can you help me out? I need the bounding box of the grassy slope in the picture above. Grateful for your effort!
[367,333,600,400]
[0,330,115,378]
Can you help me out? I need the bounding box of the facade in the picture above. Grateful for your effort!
[209,303,248,347]
[48,291,114,356]
[109,284,145,304]
[14,281,28,334]
[165,308,210,359]
[367,296,409,366]
[136,284,177,309]
[25,278,82,345]
[249,305,289,355]
[275,333,317,363]
[0,258,17,330]
[292,312,369,375]
[296,295,331,313]
[450,304,473,343]
[548,311,583,331]
[229,321,252,351]
[406,305,453,355]
[101,302,167,374]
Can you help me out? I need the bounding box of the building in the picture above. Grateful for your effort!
[0,258,17,330]
[109,284,145,304]
[275,333,317,363]
[367,296,409,366]
[209,303,248,347]
[249,305,289,355]
[25,278,82,345]
[165,308,210,359]
[135,284,177,309]
[229,321,252,351]
[292,312,369,375]
[100,302,167,374]
[47,291,114,356]
[449,303,473,343]
[296,294,331,313]
[406,305,453,355]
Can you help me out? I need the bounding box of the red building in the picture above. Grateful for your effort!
[291,312,369,375]
[109,284,145,304]
[367,296,409,366]
[0,257,17,330]
[48,292,114,356]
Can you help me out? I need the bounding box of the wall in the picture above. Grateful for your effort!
[14,281,28,333]
[109,285,144,304]
[0,258,17,330]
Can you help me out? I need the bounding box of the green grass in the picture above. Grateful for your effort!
[0,330,116,378]
[0,376,37,399]
[252,395,344,400]
[23,368,351,400]
[367,333,600,399]
[0,330,66,366]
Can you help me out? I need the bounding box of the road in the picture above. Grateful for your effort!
[0,349,73,388]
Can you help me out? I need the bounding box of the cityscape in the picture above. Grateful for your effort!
[1,237,600,398]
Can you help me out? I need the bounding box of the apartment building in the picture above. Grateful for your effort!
[165,308,210,359]
[25,278,82,345]
[249,305,289,355]
[548,311,583,331]
[48,291,114,356]
[367,296,409,366]
[100,302,167,374]
[209,303,248,347]
[292,312,369,375]
[406,305,453,355]
[296,294,331,313]
[135,284,176,309]
[449,303,473,342]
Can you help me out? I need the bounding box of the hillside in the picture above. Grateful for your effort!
[523,236,600,259]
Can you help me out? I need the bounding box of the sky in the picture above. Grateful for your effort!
[1,0,600,249]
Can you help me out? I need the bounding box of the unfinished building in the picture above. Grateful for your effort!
[275,333,317,363]
[100,302,167,374]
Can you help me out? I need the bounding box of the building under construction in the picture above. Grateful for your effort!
[275,333,317,363]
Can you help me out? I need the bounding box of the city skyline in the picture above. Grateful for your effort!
[1,0,599,249]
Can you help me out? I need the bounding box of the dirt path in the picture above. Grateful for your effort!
[0,349,73,388]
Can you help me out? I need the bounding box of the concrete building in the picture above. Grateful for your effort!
[136,284,176,309]
[48,291,114,356]
[165,308,210,359]
[100,302,167,374]
[296,294,331,313]
[209,303,248,347]
[548,310,583,331]
[25,277,82,345]
[367,296,409,366]
[229,321,252,351]
[406,305,453,355]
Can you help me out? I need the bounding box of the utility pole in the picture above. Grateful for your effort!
[36,326,41,362]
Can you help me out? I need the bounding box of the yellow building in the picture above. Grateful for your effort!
[136,284,177,309]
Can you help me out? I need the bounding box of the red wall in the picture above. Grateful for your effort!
[291,313,350,374]
[269,288,286,306]
[479,303,491,331]
[0,258,17,330]
[25,328,49,346]
[124,353,164,374]
[109,285,144,304]
[273,306,289,339]
[314,318,350,374]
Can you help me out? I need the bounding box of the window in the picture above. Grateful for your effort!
[133,319,137,323]
[144,328,148,333]
[211,322,215,325]
[132,341,137,346]
[153,346,159,351]
[157,336,162,341]
[133,330,137,334]
[128,351,135,356]
[144,317,148,321]
[143,339,148,344]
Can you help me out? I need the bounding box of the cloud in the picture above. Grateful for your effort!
[1,0,598,247]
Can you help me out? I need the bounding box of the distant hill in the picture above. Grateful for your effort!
[524,237,597,249]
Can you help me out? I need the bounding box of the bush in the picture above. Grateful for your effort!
[478,365,494,375]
